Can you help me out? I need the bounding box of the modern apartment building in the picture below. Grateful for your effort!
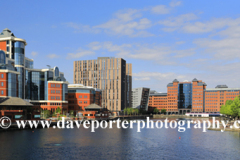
[68,84,101,115]
[131,87,150,111]
[73,57,132,113]
[0,28,68,113]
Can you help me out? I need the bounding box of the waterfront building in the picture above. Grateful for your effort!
[204,85,240,113]
[167,79,179,114]
[78,103,109,120]
[149,78,206,114]
[0,28,68,113]
[131,87,150,111]
[73,57,132,113]
[178,81,192,110]
[0,97,40,122]
[68,84,101,115]
[192,78,206,113]
[148,91,167,112]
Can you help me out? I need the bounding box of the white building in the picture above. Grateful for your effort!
[131,87,150,111]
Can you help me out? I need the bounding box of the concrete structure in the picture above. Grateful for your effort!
[0,28,68,113]
[131,87,150,111]
[73,57,132,113]
[68,84,101,115]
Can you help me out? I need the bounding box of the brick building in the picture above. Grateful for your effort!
[68,84,101,115]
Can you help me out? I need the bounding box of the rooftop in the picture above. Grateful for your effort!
[0,28,15,38]
[0,97,33,106]
[85,103,102,109]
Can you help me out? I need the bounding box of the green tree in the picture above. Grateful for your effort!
[153,108,159,114]
[231,97,240,117]
[134,109,139,115]
[161,109,167,114]
[56,107,61,114]
[43,110,51,119]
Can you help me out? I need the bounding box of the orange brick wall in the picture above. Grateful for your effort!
[192,80,206,112]
[204,90,239,113]
[148,95,167,111]
[0,41,6,51]
[0,73,8,97]
[48,83,63,100]
[167,81,178,112]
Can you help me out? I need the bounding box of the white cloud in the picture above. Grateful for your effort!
[159,13,198,31]
[94,9,153,37]
[47,54,60,59]
[151,5,170,14]
[65,2,181,37]
[160,16,240,34]
[31,51,38,57]
[176,41,185,45]
[169,1,182,7]
[66,48,95,59]
[134,77,151,81]
[64,22,100,34]
[87,41,195,65]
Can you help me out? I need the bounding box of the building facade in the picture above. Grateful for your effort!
[68,84,101,115]
[149,78,207,114]
[73,57,132,113]
[148,91,167,112]
[131,87,150,111]
[0,28,68,113]
[149,78,240,114]
[205,85,240,113]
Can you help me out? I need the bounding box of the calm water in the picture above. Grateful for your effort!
[1,118,240,160]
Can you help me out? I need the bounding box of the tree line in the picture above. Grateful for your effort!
[220,95,240,118]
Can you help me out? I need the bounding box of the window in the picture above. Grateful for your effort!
[51,84,55,87]
[6,40,9,44]
[1,90,3,95]
[79,101,82,103]
[1,82,3,86]
[1,74,3,78]
[51,90,55,93]
[84,96,87,98]
[51,96,55,99]
[56,96,60,100]
[79,95,82,98]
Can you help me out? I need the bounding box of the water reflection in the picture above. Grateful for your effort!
[0,118,240,159]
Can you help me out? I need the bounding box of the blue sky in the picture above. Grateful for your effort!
[1,0,240,92]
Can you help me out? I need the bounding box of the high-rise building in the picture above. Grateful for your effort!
[73,57,132,113]
[131,87,150,111]
[0,28,68,113]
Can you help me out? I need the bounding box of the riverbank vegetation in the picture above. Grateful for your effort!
[220,95,240,118]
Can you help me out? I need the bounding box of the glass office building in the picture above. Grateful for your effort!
[0,28,68,102]
[178,83,192,109]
